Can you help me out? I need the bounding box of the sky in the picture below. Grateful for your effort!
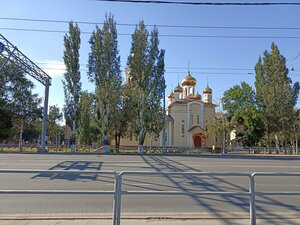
[1,0,300,111]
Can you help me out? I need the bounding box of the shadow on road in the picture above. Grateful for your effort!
[29,156,299,224]
[138,155,299,225]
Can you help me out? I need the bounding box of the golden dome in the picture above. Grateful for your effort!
[174,83,183,93]
[168,92,174,98]
[203,86,212,94]
[195,92,201,100]
[182,70,196,86]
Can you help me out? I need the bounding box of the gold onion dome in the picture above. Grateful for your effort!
[168,92,174,98]
[195,92,201,100]
[174,83,183,93]
[203,86,212,94]
[182,70,196,86]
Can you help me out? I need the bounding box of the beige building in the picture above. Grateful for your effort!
[165,70,219,149]
[121,69,221,149]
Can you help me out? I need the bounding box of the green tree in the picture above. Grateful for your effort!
[206,119,222,146]
[127,21,165,153]
[255,43,300,148]
[206,113,231,151]
[78,91,94,145]
[88,14,122,153]
[0,61,22,140]
[222,82,264,146]
[47,105,63,146]
[0,59,42,148]
[63,22,81,149]
[10,75,42,151]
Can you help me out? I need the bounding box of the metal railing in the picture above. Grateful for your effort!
[0,169,299,225]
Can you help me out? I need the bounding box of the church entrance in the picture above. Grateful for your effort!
[194,135,202,148]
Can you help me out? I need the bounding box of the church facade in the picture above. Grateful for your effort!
[120,69,221,149]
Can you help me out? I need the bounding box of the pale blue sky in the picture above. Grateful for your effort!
[1,0,300,110]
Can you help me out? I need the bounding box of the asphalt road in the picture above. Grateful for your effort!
[0,153,299,222]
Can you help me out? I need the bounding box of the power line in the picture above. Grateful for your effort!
[2,27,300,39]
[1,17,300,30]
[36,62,300,72]
[39,66,300,75]
[93,0,300,6]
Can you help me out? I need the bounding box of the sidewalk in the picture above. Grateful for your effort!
[1,213,300,225]
[1,218,300,225]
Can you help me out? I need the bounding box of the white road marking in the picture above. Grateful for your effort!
[104,183,153,186]
[231,165,300,168]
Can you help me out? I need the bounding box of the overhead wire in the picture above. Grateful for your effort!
[93,0,300,6]
[1,17,300,30]
[38,66,300,75]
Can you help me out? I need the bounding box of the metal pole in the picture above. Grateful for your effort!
[116,173,123,225]
[40,79,50,153]
[113,174,119,225]
[162,82,167,155]
[0,47,16,74]
[249,174,256,225]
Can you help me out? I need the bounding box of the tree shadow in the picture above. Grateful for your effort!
[31,161,104,181]
[139,155,299,225]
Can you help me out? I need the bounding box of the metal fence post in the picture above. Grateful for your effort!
[113,174,119,225]
[117,173,123,225]
[249,174,256,225]
[112,173,123,225]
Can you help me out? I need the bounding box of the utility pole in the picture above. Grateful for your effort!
[40,79,50,152]
[162,82,167,155]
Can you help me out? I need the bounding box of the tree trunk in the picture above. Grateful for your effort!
[103,145,109,154]
[114,132,120,153]
[71,120,76,152]
[117,133,121,153]
[138,145,144,153]
[19,120,24,152]
[103,102,110,154]
[138,93,145,154]
[296,135,298,155]
[275,133,279,154]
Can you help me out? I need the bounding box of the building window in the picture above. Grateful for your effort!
[181,120,185,137]
[190,88,193,95]
[197,115,200,125]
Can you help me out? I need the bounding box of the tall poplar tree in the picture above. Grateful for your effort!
[63,22,81,150]
[78,91,93,145]
[127,21,165,153]
[88,14,122,153]
[255,43,300,147]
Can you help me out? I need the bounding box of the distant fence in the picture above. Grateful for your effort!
[0,169,299,225]
[0,144,299,155]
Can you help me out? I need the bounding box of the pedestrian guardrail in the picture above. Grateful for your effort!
[0,169,299,225]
